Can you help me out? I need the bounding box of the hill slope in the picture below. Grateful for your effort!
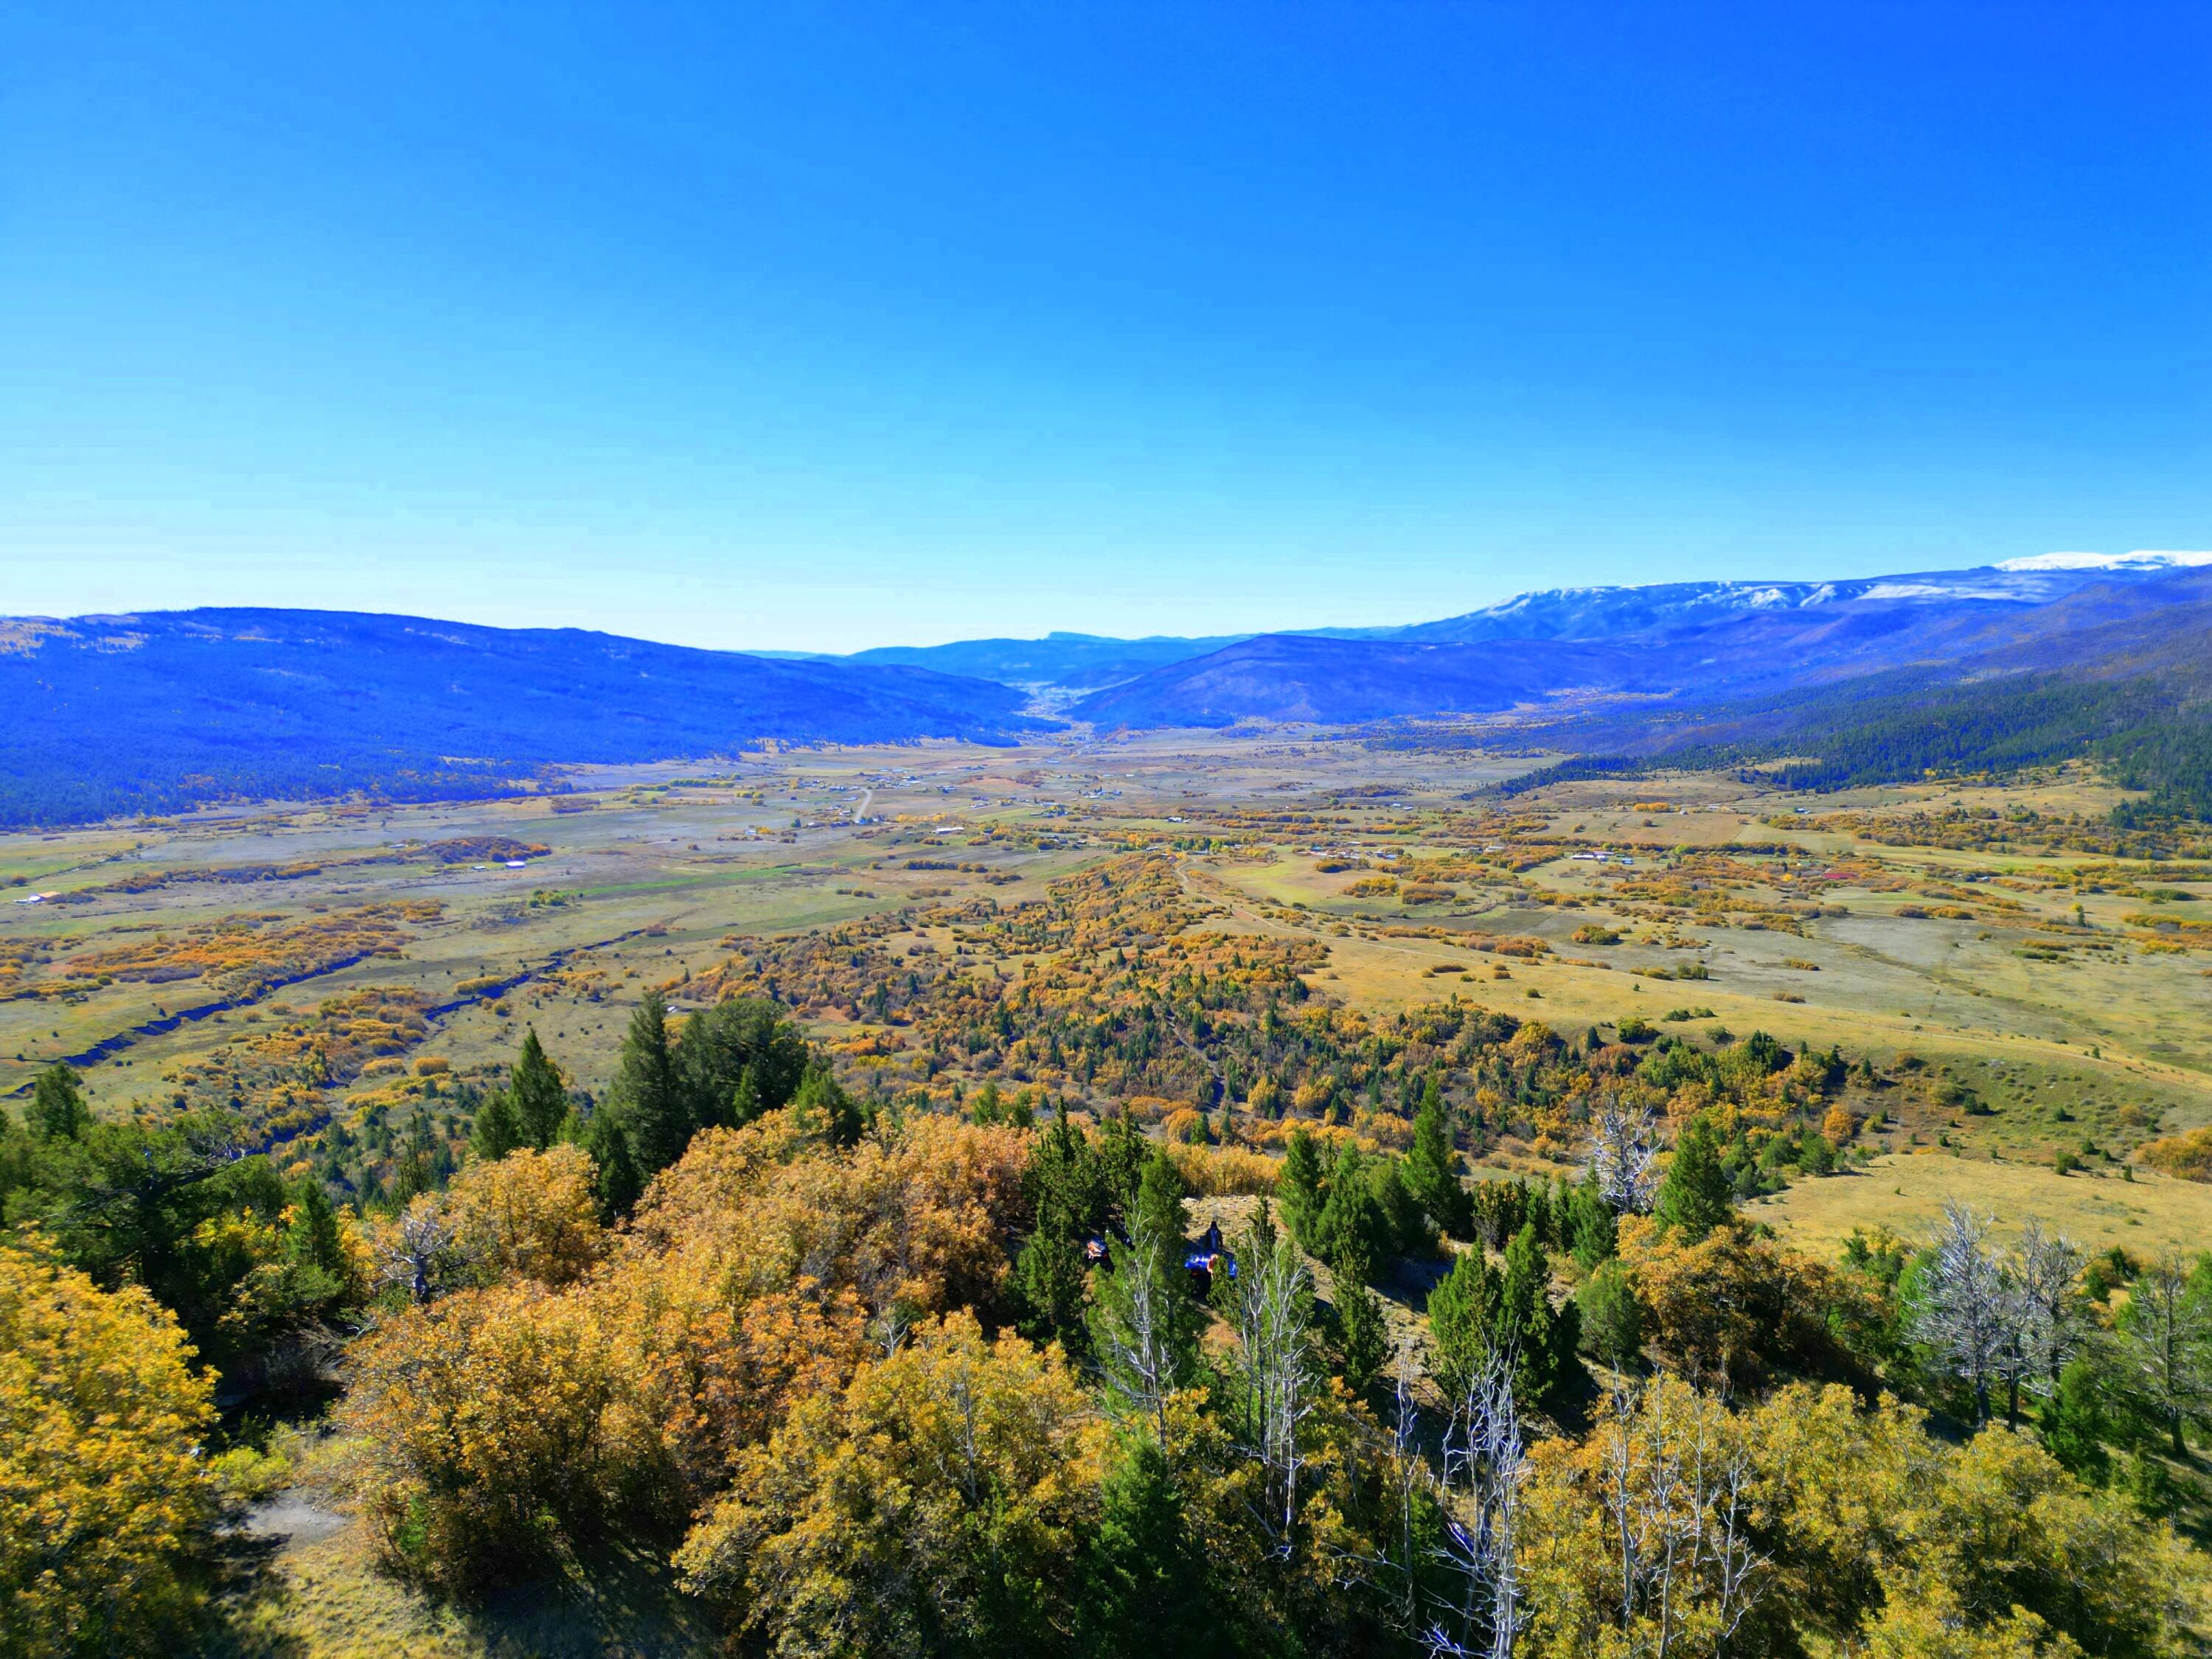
[1075,565,2212,728]
[0,609,1054,827]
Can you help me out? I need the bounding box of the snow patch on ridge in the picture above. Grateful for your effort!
[1998,550,2212,572]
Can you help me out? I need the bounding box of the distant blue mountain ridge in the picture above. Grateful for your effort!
[3,552,2208,825]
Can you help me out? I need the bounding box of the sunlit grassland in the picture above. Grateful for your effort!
[1753,1150,2212,1259]
[6,737,2210,1197]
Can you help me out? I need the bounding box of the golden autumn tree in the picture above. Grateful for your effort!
[595,1260,869,1526]
[445,1141,606,1289]
[1514,1375,2206,1659]
[0,1240,227,1658]
[675,1310,1106,1658]
[339,1281,617,1587]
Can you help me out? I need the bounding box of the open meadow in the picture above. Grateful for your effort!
[10,731,2207,1248]
[9,731,2212,1658]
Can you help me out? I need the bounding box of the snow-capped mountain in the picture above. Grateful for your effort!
[1995,549,2212,573]
[1374,558,2209,646]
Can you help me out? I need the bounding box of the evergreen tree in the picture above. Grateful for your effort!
[1314,1143,1389,1281]
[1092,1113,1150,1223]
[1279,1126,1327,1248]
[389,1108,445,1206]
[1576,1258,1644,1368]
[793,1057,863,1147]
[1082,1436,1207,1659]
[1566,1173,1618,1267]
[1405,1075,1471,1238]
[728,1063,763,1128]
[471,1088,524,1162]
[1133,1147,1189,1251]
[614,991,691,1178]
[1333,1242,1389,1393]
[674,996,809,1130]
[1523,1180,1556,1248]
[283,1172,350,1287]
[1426,1247,1503,1399]
[27,1064,89,1141]
[1369,1157,1436,1259]
[1017,1116,1109,1353]
[1015,1226,1092,1355]
[1655,1113,1733,1241]
[1501,1222,1562,1405]
[2040,1354,2112,1485]
[970,1079,1004,1124]
[581,1103,643,1222]
[508,1029,568,1150]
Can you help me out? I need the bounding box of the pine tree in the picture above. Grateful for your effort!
[1133,1147,1189,1251]
[672,995,810,1129]
[1334,1242,1388,1393]
[581,1103,643,1222]
[1018,1116,1109,1353]
[471,1088,524,1162]
[1315,1143,1391,1281]
[1655,1113,1733,1241]
[615,990,691,1178]
[1279,1127,1327,1247]
[1501,1222,1565,1405]
[1082,1435,1207,1658]
[389,1108,442,1206]
[1576,1258,1644,1367]
[728,1063,763,1127]
[27,1064,88,1141]
[1427,1247,1503,1399]
[1016,1226,1093,1355]
[793,1057,862,1147]
[1406,1075,1471,1238]
[2039,1354,2112,1484]
[508,1029,568,1150]
[283,1173,349,1288]
[1566,1173,1618,1267]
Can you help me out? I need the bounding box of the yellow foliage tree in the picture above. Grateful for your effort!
[675,1310,1105,1658]
[339,1281,616,1587]
[625,1110,1030,1316]
[0,1241,226,1657]
[1822,1101,1860,1149]
[1615,1214,1871,1384]
[596,1259,869,1523]
[1516,1375,2207,1659]
[445,1141,605,1288]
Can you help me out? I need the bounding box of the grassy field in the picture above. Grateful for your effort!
[1753,1150,2212,1259]
[10,738,2206,1655]
[7,739,2209,1224]
[10,754,2212,1208]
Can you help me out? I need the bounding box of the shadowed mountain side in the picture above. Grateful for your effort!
[0,609,1056,827]
[1070,634,1678,726]
[839,630,1253,692]
[1378,560,2166,645]
[1074,568,2212,730]
[1473,573,2212,813]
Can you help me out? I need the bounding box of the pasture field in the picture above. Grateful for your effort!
[11,734,2212,1659]
[6,734,2209,1253]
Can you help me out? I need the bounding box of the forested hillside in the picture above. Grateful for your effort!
[1481,621,2212,817]
[0,610,1052,827]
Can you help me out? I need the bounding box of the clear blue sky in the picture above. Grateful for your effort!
[2,4,2206,652]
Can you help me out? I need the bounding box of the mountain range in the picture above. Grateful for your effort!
[0,609,1048,827]
[4,551,2208,826]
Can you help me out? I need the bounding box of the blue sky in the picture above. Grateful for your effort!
[2,4,2206,652]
